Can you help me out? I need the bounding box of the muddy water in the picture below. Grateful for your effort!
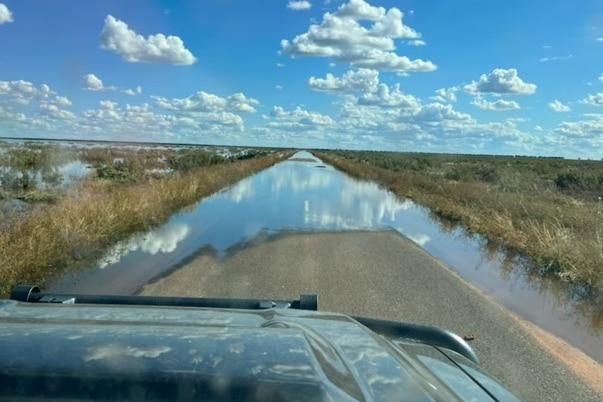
[49,151,603,364]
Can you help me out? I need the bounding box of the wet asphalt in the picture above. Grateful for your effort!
[141,229,602,402]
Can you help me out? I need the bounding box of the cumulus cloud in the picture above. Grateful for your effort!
[412,103,472,122]
[79,100,246,138]
[464,68,536,95]
[52,96,72,107]
[471,96,520,111]
[82,74,105,91]
[430,87,459,103]
[580,93,603,106]
[0,3,12,24]
[152,91,259,113]
[0,80,53,104]
[122,86,142,96]
[39,103,76,121]
[599,74,603,83]
[267,106,335,131]
[308,68,379,93]
[287,1,312,11]
[553,115,603,138]
[100,15,197,65]
[548,100,571,112]
[358,83,420,109]
[281,0,436,74]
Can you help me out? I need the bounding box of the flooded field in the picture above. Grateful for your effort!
[48,151,603,364]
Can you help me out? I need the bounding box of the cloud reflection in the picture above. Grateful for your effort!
[407,234,431,246]
[228,156,416,231]
[99,223,191,268]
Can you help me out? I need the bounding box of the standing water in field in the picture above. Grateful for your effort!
[50,151,602,364]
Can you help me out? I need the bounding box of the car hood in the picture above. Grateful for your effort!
[0,300,519,401]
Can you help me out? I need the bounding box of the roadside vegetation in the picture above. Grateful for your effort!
[315,150,603,290]
[0,141,290,298]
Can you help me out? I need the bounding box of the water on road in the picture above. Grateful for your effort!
[49,151,603,364]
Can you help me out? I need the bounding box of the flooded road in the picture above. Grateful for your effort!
[50,151,603,365]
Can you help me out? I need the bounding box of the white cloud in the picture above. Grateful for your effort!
[287,1,312,11]
[464,68,536,95]
[553,115,603,137]
[430,87,459,103]
[82,74,105,91]
[358,83,420,109]
[581,93,603,106]
[267,106,335,131]
[412,102,472,122]
[471,96,520,111]
[308,68,379,94]
[599,74,603,83]
[122,86,142,96]
[276,63,285,67]
[597,38,603,42]
[539,55,572,63]
[80,101,245,139]
[548,100,571,112]
[100,15,197,65]
[152,91,259,113]
[275,85,283,90]
[281,0,436,74]
[38,103,76,121]
[408,39,426,46]
[0,3,12,24]
[0,80,52,104]
[53,96,72,107]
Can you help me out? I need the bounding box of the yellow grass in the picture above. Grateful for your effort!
[316,152,603,289]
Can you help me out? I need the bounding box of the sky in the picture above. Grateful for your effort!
[1,0,603,158]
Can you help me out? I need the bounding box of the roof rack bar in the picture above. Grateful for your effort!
[10,285,318,311]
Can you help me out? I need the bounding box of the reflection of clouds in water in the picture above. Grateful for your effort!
[99,223,191,268]
[229,158,416,231]
[228,179,255,203]
[269,164,334,194]
[407,233,430,246]
[307,181,415,229]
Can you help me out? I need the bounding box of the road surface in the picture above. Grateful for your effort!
[141,229,602,401]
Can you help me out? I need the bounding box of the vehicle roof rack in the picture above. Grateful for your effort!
[10,285,318,311]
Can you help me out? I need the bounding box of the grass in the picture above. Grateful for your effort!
[315,150,603,290]
[0,150,291,298]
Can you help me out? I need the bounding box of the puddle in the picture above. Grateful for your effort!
[48,151,602,364]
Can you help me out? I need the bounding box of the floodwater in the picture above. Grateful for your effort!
[49,151,603,364]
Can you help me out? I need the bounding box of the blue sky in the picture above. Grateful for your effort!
[1,0,603,158]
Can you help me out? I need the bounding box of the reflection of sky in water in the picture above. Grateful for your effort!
[49,151,603,364]
[1,160,91,189]
[99,223,191,268]
[92,150,426,271]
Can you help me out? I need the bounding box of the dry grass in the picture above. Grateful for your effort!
[0,152,291,298]
[316,152,603,289]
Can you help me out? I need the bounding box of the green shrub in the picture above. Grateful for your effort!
[167,149,226,171]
